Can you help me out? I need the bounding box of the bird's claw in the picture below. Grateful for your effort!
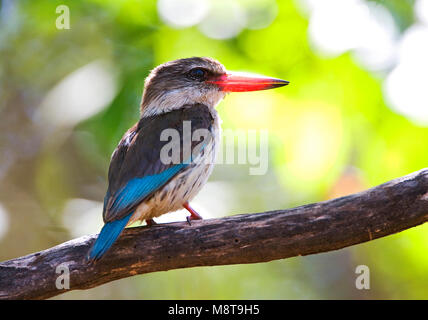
[183,202,203,226]
[146,219,157,227]
[186,215,202,226]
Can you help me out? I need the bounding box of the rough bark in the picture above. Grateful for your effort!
[1,168,427,300]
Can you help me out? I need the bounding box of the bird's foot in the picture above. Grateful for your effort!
[145,219,157,227]
[183,202,202,226]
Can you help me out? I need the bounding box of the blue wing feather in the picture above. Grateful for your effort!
[88,212,133,261]
[88,163,187,261]
[111,163,187,213]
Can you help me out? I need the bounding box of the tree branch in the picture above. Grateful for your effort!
[1,169,428,300]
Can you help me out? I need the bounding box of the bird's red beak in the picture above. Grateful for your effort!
[208,72,289,92]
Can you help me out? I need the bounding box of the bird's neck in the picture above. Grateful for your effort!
[140,88,226,118]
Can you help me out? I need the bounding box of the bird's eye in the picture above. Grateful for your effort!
[188,68,207,81]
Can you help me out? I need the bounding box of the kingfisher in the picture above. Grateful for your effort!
[88,57,288,262]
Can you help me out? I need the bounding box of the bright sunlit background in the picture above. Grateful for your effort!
[1,0,427,299]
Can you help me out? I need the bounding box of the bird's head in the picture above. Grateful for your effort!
[140,57,289,117]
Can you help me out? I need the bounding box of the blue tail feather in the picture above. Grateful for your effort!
[88,212,133,262]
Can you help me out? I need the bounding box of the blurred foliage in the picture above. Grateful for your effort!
[0,0,427,299]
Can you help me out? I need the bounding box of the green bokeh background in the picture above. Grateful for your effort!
[0,0,427,299]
